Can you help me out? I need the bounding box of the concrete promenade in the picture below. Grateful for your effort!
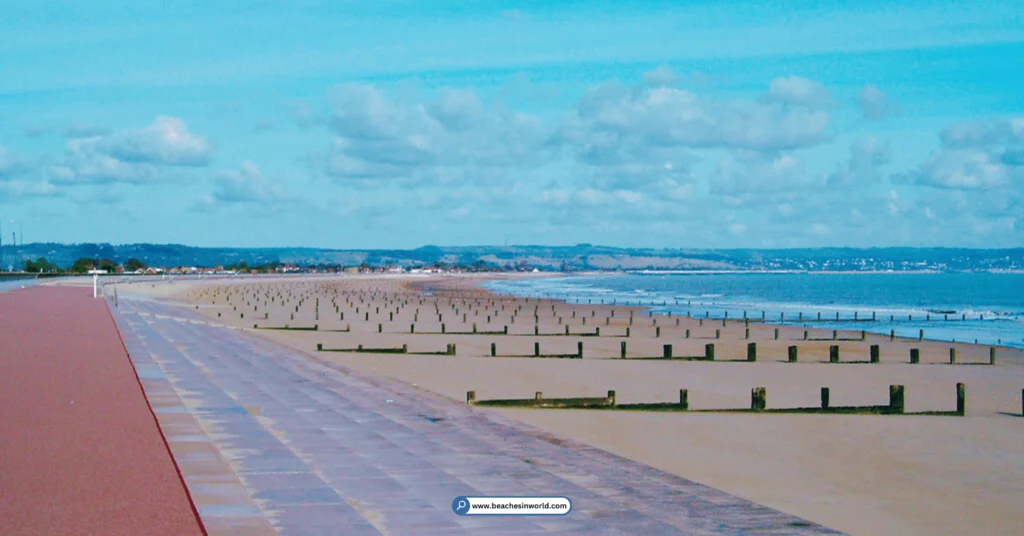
[0,286,205,536]
[111,292,840,535]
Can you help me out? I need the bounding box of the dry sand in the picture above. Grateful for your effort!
[120,273,1024,535]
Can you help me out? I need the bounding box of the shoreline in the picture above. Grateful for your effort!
[474,273,1024,350]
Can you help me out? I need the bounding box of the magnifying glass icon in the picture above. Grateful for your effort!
[452,496,471,515]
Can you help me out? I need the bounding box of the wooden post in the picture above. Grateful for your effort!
[534,325,539,335]
[620,341,627,359]
[788,345,798,363]
[656,326,661,338]
[316,343,323,351]
[378,323,382,333]
[607,390,616,406]
[803,330,808,340]
[832,330,837,340]
[990,347,996,365]
[663,344,672,359]
[745,328,750,340]
[534,342,540,357]
[829,345,839,363]
[626,327,631,337]
[705,343,715,361]
[747,342,757,362]
[685,329,690,338]
[715,329,720,339]
[401,344,408,353]
[564,325,569,335]
[821,387,830,409]
[870,345,880,364]
[889,385,905,414]
[577,342,583,359]
[504,325,508,334]
[890,329,895,341]
[774,328,779,340]
[442,323,446,334]
[949,348,956,365]
[490,342,496,357]
[910,348,920,364]
[956,383,965,416]
[679,389,689,410]
[466,391,476,404]
[919,329,924,341]
[751,387,766,411]
[535,391,543,400]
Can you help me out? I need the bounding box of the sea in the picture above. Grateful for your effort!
[482,272,1024,348]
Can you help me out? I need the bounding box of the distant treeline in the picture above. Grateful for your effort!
[2,243,1023,273]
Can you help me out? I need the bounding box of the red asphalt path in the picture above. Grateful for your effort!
[0,286,205,536]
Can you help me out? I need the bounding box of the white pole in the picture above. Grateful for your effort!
[93,274,98,298]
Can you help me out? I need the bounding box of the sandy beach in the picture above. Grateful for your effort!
[115,273,1024,535]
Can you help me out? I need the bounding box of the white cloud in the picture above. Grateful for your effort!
[0,179,61,203]
[0,145,27,180]
[826,137,891,189]
[324,84,551,186]
[642,65,683,87]
[98,116,213,166]
[46,116,212,185]
[907,117,1023,190]
[427,88,485,131]
[560,81,831,157]
[917,148,1011,189]
[49,137,158,185]
[710,153,807,198]
[857,85,896,120]
[211,161,291,204]
[765,76,832,109]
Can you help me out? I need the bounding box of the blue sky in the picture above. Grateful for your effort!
[1,1,1022,249]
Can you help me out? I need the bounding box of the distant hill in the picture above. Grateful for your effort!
[2,242,1022,272]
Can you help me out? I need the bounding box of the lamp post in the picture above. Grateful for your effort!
[9,220,22,271]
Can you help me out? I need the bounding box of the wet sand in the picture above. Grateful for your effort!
[119,273,1024,535]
